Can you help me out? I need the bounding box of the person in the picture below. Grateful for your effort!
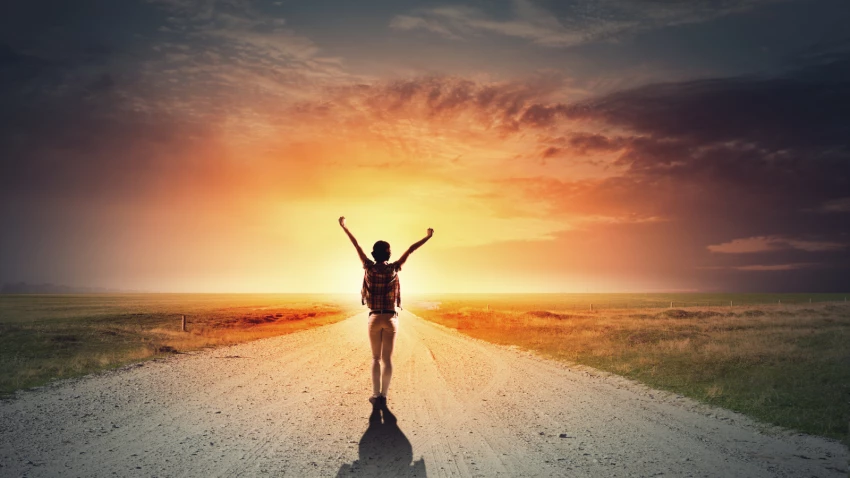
[339,216,433,408]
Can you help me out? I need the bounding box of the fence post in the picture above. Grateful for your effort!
[730,300,733,308]
[181,315,187,332]
[590,303,593,311]
[670,301,673,308]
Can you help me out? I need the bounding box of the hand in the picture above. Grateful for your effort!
[427,228,434,237]
[339,216,346,228]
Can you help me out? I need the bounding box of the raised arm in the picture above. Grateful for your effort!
[397,228,434,268]
[339,216,370,264]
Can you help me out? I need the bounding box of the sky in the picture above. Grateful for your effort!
[1,0,849,293]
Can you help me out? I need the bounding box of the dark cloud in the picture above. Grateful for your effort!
[0,0,310,203]
[518,103,571,128]
[508,57,850,288]
[567,133,625,155]
[540,146,562,159]
[391,0,781,48]
[0,52,213,202]
[576,77,850,152]
[571,65,850,214]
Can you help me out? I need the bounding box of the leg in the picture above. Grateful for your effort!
[368,316,383,397]
[379,318,397,397]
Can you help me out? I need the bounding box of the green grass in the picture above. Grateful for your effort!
[0,294,361,396]
[406,294,850,444]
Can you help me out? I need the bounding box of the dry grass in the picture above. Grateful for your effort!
[0,294,361,396]
[407,299,850,443]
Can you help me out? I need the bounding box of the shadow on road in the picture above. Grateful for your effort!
[337,405,426,477]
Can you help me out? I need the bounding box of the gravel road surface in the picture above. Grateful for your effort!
[1,311,847,477]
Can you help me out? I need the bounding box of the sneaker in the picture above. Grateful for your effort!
[369,395,380,406]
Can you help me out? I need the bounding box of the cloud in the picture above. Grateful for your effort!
[708,236,847,254]
[786,239,847,252]
[389,15,463,40]
[390,0,781,47]
[734,263,818,271]
[137,0,359,125]
[707,236,782,254]
[567,133,626,155]
[292,74,578,150]
[817,197,850,213]
[390,2,583,47]
[540,146,562,159]
[351,55,850,288]
[0,0,355,203]
[284,54,850,240]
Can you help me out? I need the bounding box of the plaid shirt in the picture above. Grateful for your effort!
[361,260,401,310]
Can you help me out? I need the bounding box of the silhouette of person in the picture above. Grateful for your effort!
[339,216,433,408]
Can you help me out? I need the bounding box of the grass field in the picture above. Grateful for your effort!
[0,294,361,396]
[3,292,849,445]
[406,293,850,443]
[407,292,849,311]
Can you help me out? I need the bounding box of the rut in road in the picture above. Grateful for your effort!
[0,311,847,477]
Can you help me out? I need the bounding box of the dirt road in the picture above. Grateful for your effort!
[1,311,846,477]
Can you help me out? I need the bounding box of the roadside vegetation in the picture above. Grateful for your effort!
[0,294,360,396]
[407,296,850,443]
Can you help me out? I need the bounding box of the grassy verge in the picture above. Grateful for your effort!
[0,294,361,396]
[407,298,850,443]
